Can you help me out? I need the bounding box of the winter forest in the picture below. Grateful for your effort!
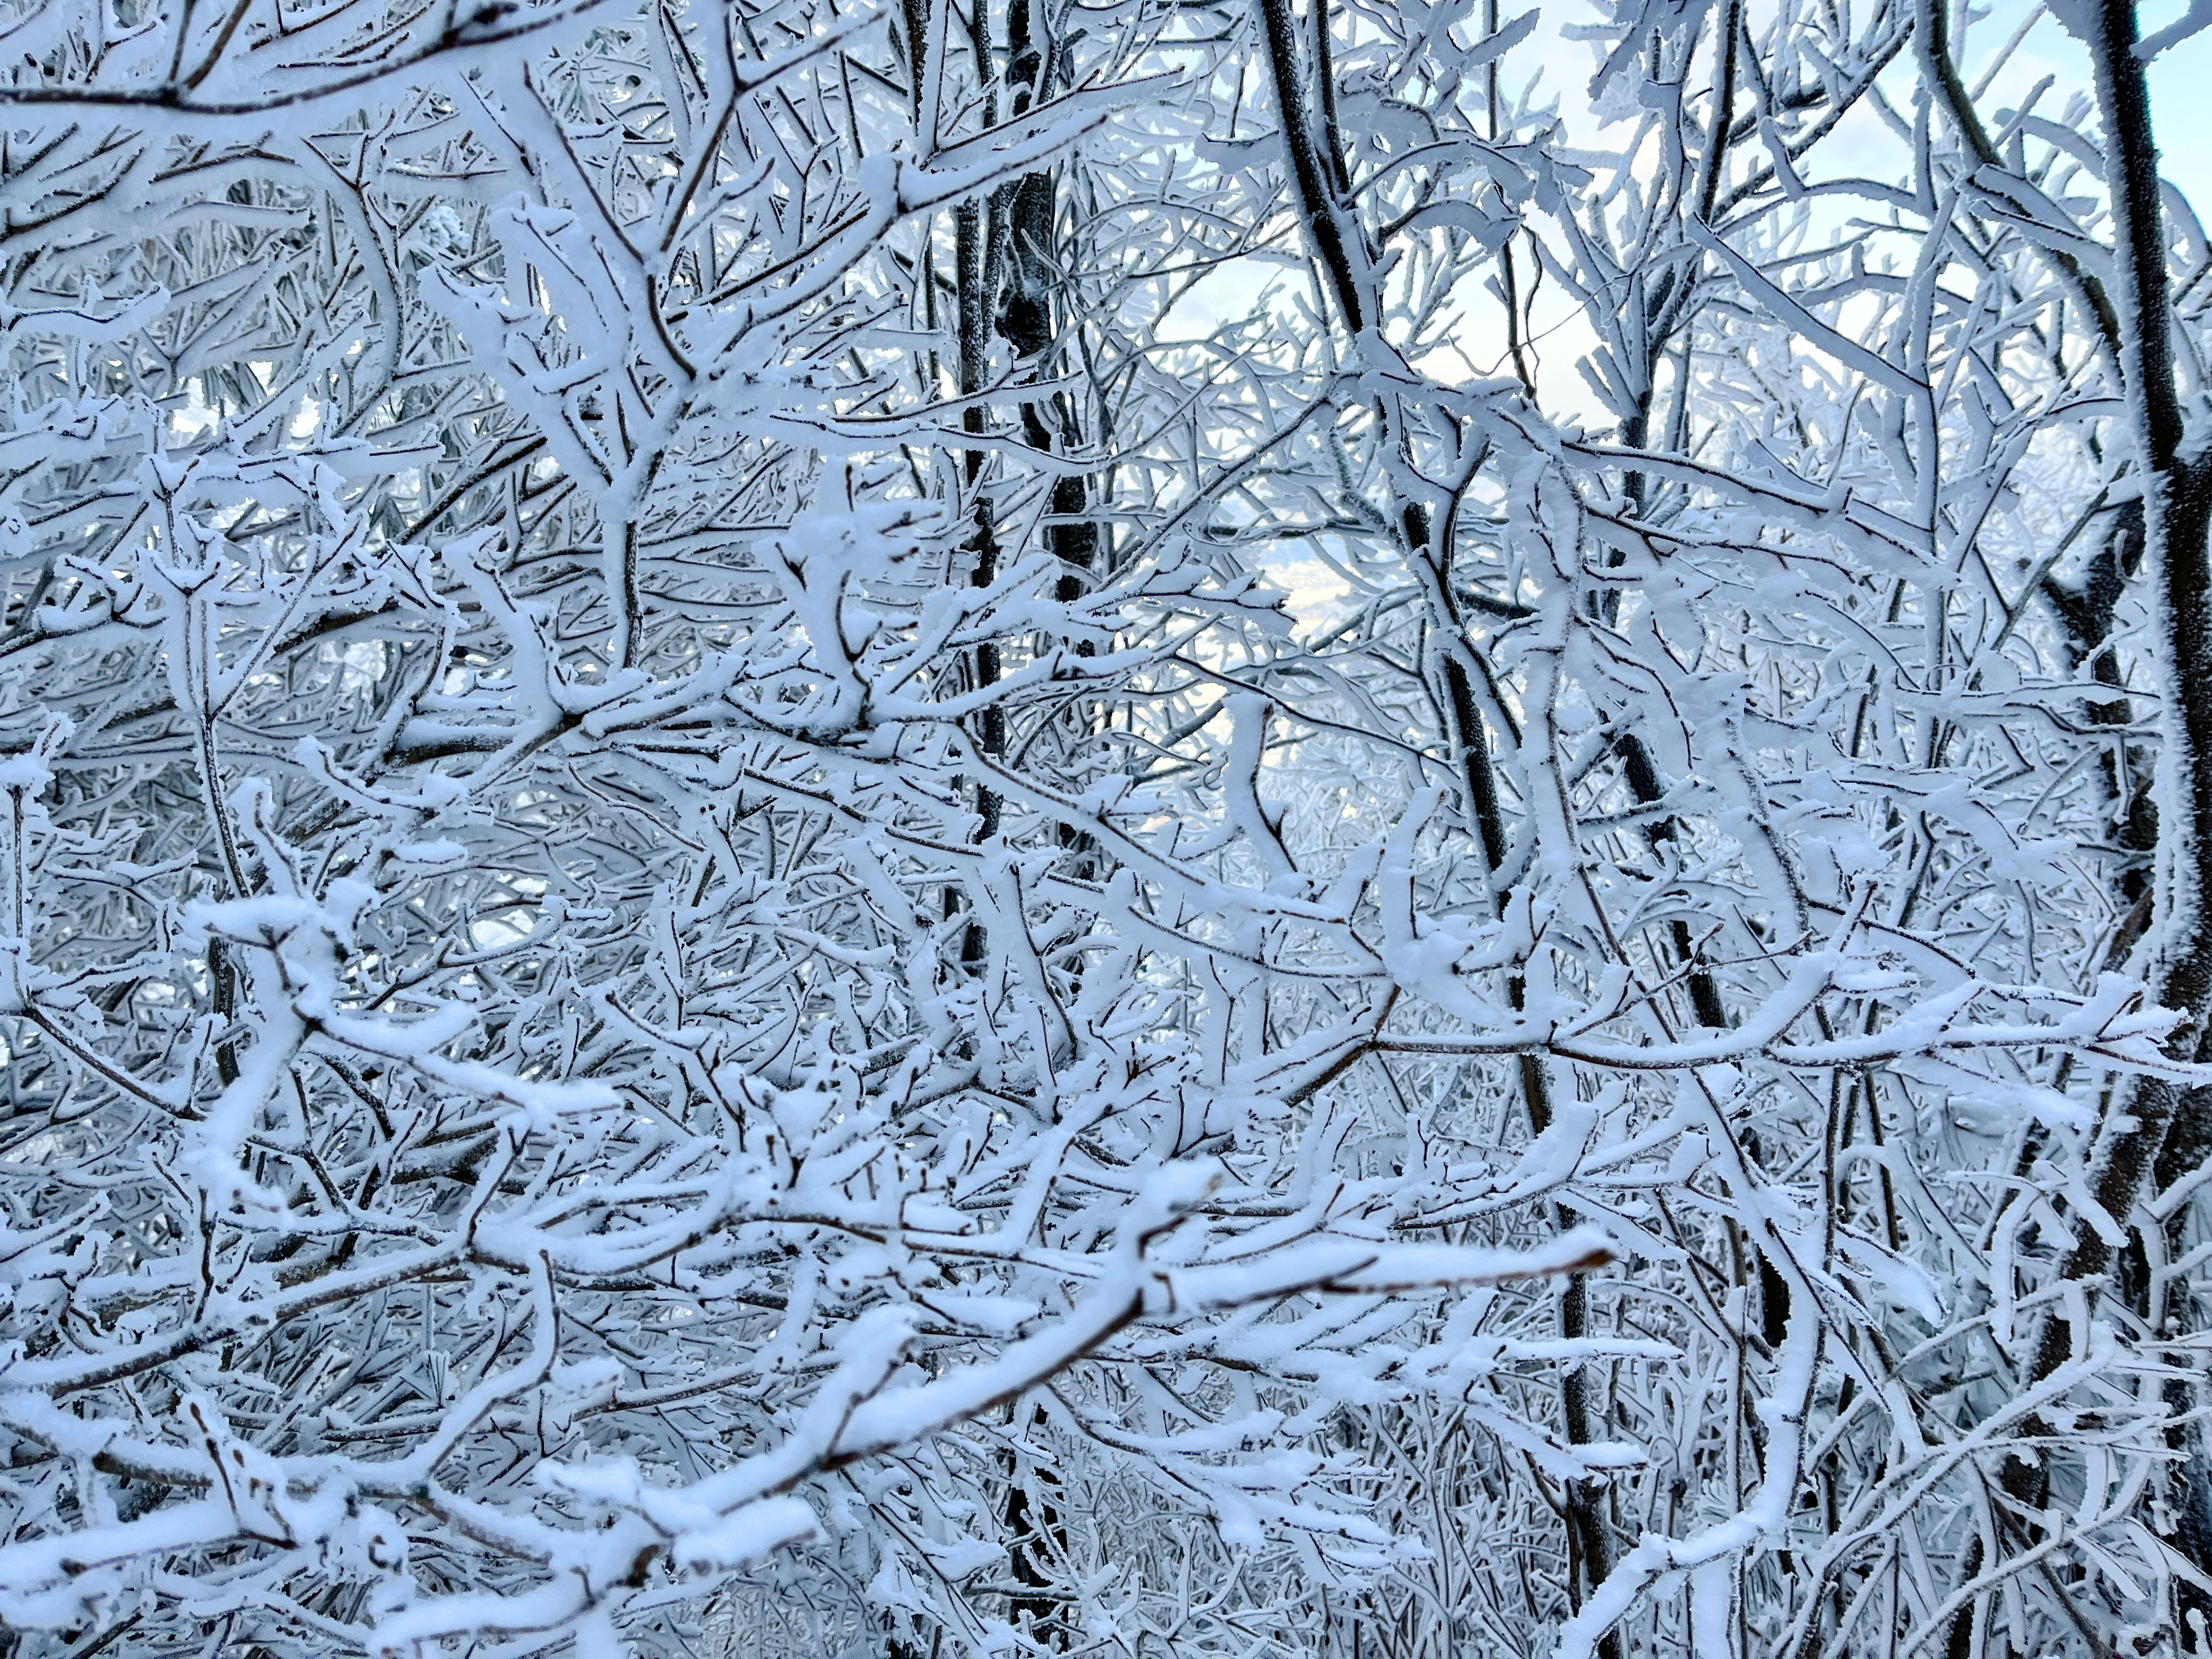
[4,0,2212,1646]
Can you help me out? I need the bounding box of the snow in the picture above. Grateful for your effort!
[0,0,2196,1655]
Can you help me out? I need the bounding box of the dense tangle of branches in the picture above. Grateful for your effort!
[0,0,2207,1654]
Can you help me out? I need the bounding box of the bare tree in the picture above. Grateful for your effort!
[2,0,2211,1655]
